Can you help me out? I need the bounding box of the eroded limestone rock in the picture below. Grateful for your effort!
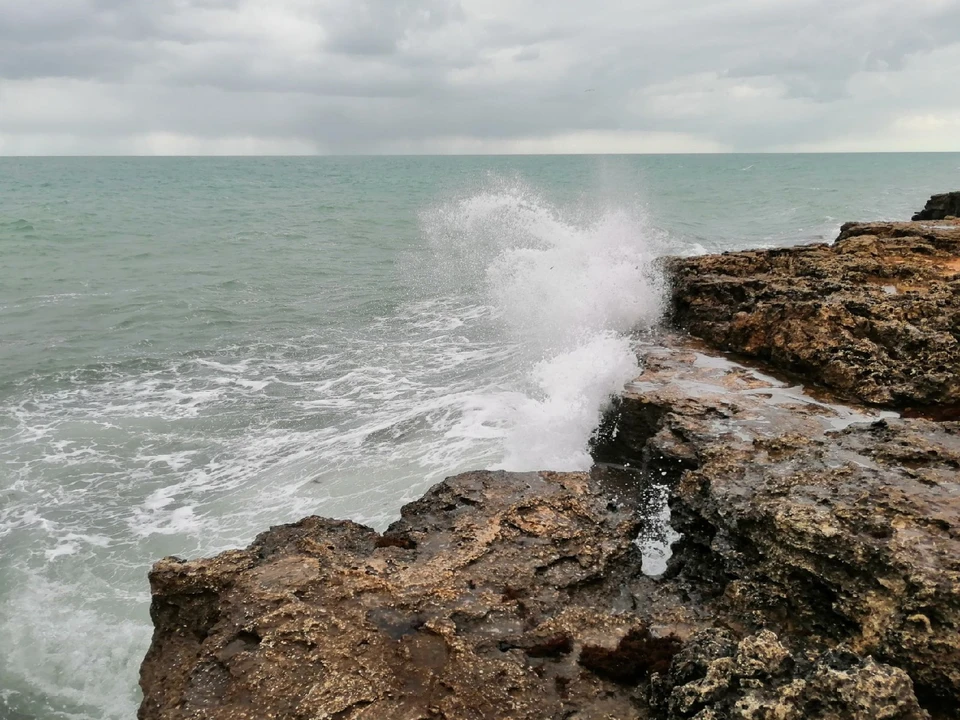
[652,629,927,720]
[140,468,698,720]
[665,219,960,409]
[600,341,960,715]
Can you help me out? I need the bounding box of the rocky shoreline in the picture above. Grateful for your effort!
[138,200,960,720]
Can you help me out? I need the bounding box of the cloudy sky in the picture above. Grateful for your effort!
[2,0,959,154]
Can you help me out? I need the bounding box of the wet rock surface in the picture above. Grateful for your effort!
[140,340,959,719]
[604,341,960,715]
[665,219,960,409]
[651,629,927,720]
[140,467,696,720]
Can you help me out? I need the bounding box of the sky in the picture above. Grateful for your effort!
[1,0,959,155]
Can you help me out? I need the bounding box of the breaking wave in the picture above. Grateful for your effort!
[420,177,667,470]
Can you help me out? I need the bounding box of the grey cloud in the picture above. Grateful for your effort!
[513,47,540,62]
[721,0,960,101]
[324,0,465,56]
[1,0,959,153]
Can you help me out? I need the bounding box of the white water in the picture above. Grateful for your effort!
[0,179,666,719]
[421,179,666,471]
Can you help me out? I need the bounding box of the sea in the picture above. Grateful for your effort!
[1,153,958,719]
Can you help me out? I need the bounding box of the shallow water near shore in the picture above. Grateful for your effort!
[1,154,959,719]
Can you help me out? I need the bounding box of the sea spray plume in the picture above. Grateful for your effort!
[419,177,667,471]
[499,333,641,471]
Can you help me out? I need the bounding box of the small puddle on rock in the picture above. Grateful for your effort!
[686,348,899,433]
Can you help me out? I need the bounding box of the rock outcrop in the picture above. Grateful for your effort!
[140,339,959,719]
[603,341,960,715]
[139,216,960,720]
[140,467,681,720]
[665,219,960,410]
[913,192,960,221]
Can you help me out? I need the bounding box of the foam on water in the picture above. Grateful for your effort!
[2,576,150,720]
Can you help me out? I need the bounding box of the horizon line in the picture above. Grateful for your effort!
[3,150,960,159]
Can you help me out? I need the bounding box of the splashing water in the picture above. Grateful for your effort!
[421,178,666,471]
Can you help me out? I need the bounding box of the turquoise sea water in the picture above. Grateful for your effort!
[1,154,958,719]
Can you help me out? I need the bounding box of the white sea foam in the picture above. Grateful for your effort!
[421,178,666,470]
[497,334,642,471]
[0,575,149,720]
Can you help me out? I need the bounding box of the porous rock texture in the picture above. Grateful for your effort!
[604,342,960,716]
[665,219,960,409]
[140,467,707,720]
[913,192,960,221]
[140,341,959,719]
[650,628,925,720]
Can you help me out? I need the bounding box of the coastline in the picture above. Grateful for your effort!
[137,198,960,720]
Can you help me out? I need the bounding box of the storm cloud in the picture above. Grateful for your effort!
[1,0,959,154]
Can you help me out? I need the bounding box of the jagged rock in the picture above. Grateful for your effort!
[665,219,960,409]
[139,467,703,720]
[669,414,960,712]
[652,629,928,720]
[600,341,960,715]
[913,192,960,221]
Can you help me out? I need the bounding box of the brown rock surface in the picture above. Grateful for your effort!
[139,467,695,720]
[665,219,960,409]
[603,341,960,714]
[139,341,958,719]
[651,629,928,720]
